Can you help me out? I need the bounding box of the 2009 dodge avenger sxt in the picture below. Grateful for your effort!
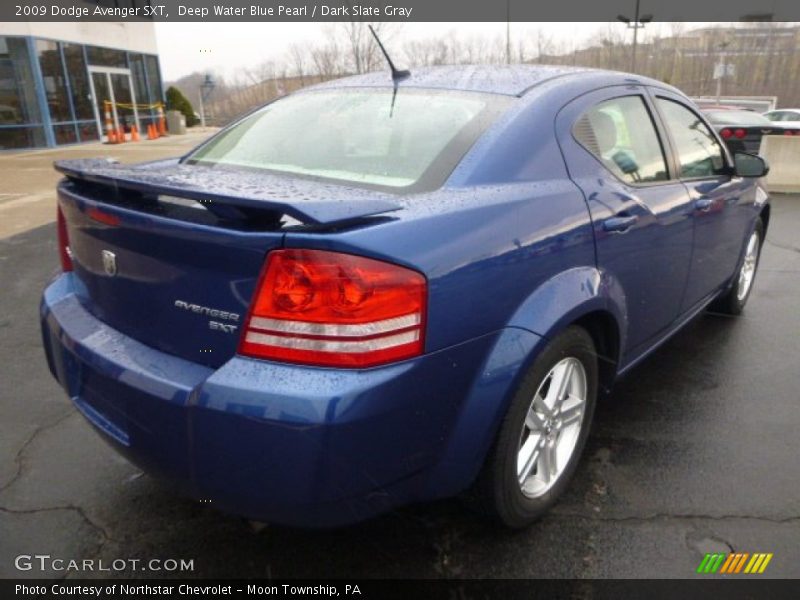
[41,65,769,528]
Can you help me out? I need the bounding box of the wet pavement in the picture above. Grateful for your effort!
[1,192,798,579]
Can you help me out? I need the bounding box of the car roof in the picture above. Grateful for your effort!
[306,64,657,97]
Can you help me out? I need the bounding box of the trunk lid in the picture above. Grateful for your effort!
[55,158,400,368]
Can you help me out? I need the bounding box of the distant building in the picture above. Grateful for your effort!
[0,20,163,150]
[534,25,800,106]
[668,26,800,57]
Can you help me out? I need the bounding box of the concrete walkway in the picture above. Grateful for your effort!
[0,129,217,239]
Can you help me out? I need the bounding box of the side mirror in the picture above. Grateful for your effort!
[733,152,769,178]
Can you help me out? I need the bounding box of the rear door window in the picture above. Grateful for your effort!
[656,98,727,179]
[573,96,669,184]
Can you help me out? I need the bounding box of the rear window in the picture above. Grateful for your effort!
[704,110,772,127]
[185,89,511,193]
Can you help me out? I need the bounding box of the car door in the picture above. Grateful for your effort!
[557,88,695,360]
[650,91,754,311]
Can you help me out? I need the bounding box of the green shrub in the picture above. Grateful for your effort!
[165,86,199,127]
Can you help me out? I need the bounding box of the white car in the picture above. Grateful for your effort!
[763,108,800,131]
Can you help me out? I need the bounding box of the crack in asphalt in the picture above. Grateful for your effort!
[0,504,112,581]
[0,408,75,495]
[0,504,114,543]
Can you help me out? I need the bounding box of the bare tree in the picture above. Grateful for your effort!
[338,22,397,74]
[287,43,309,85]
[169,23,800,127]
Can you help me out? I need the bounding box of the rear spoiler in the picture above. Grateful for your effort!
[54,158,402,225]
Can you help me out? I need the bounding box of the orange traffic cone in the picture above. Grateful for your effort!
[117,127,126,143]
[147,123,156,140]
[104,102,117,144]
[130,124,140,142]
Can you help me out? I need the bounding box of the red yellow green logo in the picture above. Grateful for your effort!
[697,552,773,574]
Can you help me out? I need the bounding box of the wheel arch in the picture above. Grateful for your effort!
[759,202,771,237]
[572,310,622,395]
[425,268,628,498]
[506,266,628,379]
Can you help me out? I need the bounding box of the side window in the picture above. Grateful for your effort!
[656,98,727,179]
[573,96,668,184]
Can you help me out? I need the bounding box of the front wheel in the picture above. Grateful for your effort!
[710,218,764,316]
[472,326,598,528]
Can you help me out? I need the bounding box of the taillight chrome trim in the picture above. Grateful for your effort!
[248,313,421,338]
[244,329,420,353]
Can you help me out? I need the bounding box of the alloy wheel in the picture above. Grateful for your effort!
[517,357,587,498]
[737,230,760,302]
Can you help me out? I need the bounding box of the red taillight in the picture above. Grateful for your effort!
[57,205,73,272]
[734,128,746,139]
[784,130,794,136]
[720,128,732,139]
[239,249,427,368]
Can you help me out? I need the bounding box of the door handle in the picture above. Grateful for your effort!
[695,198,714,212]
[602,215,638,233]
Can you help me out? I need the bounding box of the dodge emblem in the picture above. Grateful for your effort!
[101,250,117,276]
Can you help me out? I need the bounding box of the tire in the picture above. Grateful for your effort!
[710,218,764,316]
[471,325,598,528]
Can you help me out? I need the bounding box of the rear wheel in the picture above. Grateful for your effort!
[710,219,763,316]
[472,326,598,528]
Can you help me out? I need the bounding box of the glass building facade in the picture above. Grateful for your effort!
[0,35,163,150]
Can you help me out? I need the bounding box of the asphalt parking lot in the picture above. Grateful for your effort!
[1,136,798,579]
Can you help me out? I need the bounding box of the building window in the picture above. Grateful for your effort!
[62,44,94,121]
[86,46,127,69]
[129,51,155,124]
[0,126,46,149]
[0,36,43,126]
[77,120,99,142]
[36,40,73,123]
[0,36,45,149]
[145,54,163,106]
[53,123,78,145]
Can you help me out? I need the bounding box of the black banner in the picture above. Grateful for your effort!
[4,579,800,600]
[3,0,800,22]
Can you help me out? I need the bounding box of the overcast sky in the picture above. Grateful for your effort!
[155,22,687,81]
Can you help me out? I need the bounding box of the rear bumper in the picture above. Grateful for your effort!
[41,273,541,527]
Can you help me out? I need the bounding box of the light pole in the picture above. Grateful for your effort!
[198,74,215,128]
[715,41,731,105]
[617,0,653,73]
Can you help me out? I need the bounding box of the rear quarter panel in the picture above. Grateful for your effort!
[284,90,601,353]
[282,92,608,494]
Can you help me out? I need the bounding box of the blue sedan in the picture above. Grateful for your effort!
[41,65,769,528]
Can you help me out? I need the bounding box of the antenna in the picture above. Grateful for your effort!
[368,25,410,82]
